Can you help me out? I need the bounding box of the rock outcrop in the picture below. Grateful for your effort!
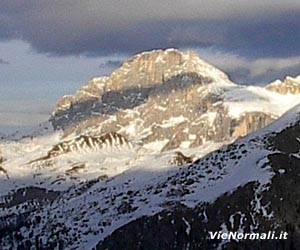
[266,75,300,94]
[232,112,275,138]
[28,132,132,165]
[0,150,8,179]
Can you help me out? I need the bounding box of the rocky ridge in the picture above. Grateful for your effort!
[29,132,132,165]
[266,75,300,94]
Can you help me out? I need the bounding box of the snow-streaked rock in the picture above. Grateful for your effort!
[266,75,300,94]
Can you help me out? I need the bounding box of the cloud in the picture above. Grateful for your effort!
[0,1,299,57]
[0,58,9,65]
[99,59,124,69]
[195,47,300,84]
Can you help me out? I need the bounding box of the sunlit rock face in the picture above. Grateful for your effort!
[232,112,275,138]
[52,48,230,116]
[266,75,300,95]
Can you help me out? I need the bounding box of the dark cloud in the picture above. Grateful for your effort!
[0,58,10,65]
[99,60,123,69]
[0,0,300,58]
[0,1,299,84]
[229,63,300,85]
[196,48,300,84]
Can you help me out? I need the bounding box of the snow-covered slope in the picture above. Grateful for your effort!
[96,104,300,250]
[1,102,300,249]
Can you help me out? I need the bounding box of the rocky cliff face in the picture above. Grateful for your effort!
[0,152,7,179]
[52,49,230,117]
[232,112,275,138]
[266,75,300,94]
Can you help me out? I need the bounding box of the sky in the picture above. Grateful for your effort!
[0,0,300,133]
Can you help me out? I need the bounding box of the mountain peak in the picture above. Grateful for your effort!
[114,48,231,87]
[52,48,233,116]
[50,49,300,152]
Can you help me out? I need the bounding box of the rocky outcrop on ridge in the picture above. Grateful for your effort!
[266,75,300,95]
